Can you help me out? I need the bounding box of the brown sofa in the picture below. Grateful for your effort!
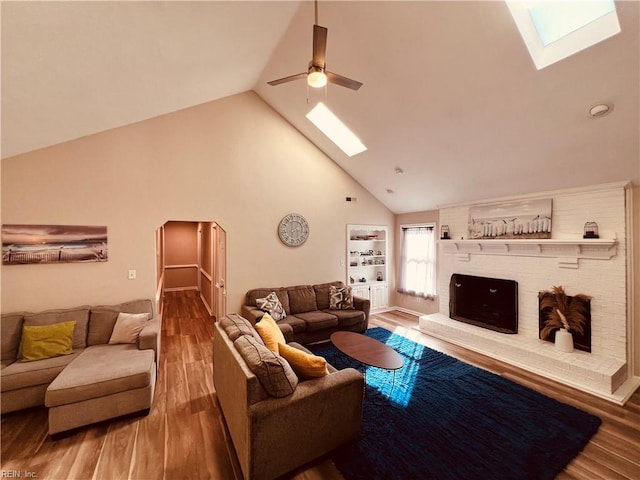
[1,299,161,435]
[213,313,364,480]
[241,281,370,345]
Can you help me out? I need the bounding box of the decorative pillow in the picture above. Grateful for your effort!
[330,285,354,310]
[20,321,76,362]
[254,313,286,353]
[89,300,153,346]
[108,312,151,345]
[23,307,89,350]
[234,334,298,398]
[256,292,286,321]
[278,342,329,379]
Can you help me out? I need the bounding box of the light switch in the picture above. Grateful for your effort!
[128,269,137,280]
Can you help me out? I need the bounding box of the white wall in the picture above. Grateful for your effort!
[438,183,629,364]
[1,92,394,313]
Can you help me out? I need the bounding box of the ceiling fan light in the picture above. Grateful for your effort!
[308,71,327,88]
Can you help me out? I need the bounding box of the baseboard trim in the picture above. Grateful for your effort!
[164,286,198,292]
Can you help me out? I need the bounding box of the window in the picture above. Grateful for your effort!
[506,0,620,70]
[397,225,436,299]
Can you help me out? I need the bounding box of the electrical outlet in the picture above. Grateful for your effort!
[128,269,137,280]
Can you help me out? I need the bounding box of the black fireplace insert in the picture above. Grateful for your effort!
[449,274,518,334]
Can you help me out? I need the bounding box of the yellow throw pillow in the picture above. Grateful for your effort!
[278,342,329,379]
[255,313,286,353]
[20,320,76,362]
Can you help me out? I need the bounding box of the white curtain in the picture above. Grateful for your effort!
[397,226,436,299]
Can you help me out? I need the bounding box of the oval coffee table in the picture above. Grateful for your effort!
[330,331,404,389]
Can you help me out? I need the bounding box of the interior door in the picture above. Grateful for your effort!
[213,224,227,320]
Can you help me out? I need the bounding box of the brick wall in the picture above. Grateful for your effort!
[438,184,628,363]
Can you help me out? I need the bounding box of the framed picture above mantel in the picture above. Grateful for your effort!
[468,198,552,240]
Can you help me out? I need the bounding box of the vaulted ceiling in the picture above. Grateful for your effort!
[2,1,638,213]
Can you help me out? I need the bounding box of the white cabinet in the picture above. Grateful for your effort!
[351,284,370,301]
[347,225,388,310]
[369,283,389,309]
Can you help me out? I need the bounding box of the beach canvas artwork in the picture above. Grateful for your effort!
[2,225,108,265]
[468,199,552,240]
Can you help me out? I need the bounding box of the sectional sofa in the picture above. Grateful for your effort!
[241,280,370,344]
[1,299,161,435]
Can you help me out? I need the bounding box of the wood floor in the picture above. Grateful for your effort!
[2,290,639,479]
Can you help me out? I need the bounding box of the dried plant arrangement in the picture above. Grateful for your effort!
[539,286,592,340]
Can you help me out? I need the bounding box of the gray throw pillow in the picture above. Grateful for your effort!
[234,334,298,398]
[256,292,287,321]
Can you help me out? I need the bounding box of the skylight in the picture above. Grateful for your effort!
[506,0,620,69]
[306,102,367,157]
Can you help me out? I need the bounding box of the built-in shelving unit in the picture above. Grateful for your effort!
[347,225,388,310]
[440,238,617,268]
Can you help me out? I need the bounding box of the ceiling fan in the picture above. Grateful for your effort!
[267,0,362,91]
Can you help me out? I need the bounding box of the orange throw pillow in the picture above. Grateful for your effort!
[278,342,329,379]
[255,313,286,353]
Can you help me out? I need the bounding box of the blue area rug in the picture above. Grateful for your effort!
[310,327,601,480]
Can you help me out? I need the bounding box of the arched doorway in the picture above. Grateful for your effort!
[156,221,226,320]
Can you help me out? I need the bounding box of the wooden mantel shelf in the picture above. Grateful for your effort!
[440,238,617,268]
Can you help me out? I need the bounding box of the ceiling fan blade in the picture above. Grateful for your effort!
[267,72,307,86]
[326,71,363,91]
[312,25,327,68]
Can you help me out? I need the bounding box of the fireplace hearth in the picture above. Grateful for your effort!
[449,274,518,334]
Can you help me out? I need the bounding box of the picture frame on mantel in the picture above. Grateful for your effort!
[468,198,552,240]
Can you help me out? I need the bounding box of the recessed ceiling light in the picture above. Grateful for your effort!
[588,103,612,118]
[395,167,404,175]
[386,189,395,194]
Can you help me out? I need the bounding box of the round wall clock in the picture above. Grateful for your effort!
[278,213,309,247]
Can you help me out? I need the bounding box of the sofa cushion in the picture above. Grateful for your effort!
[88,299,153,346]
[220,313,256,341]
[313,281,345,310]
[295,311,339,332]
[1,313,25,362]
[23,307,90,350]
[287,285,318,314]
[45,344,155,407]
[233,334,298,398]
[278,342,329,379]
[279,315,307,333]
[323,309,366,328]
[87,309,120,346]
[20,321,76,362]
[109,312,151,345]
[1,350,83,392]
[329,285,354,310]
[254,313,286,353]
[246,288,290,315]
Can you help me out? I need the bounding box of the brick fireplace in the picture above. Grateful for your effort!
[418,182,637,404]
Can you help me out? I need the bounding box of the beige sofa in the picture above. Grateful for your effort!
[1,299,161,436]
[241,281,370,345]
[213,313,364,480]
